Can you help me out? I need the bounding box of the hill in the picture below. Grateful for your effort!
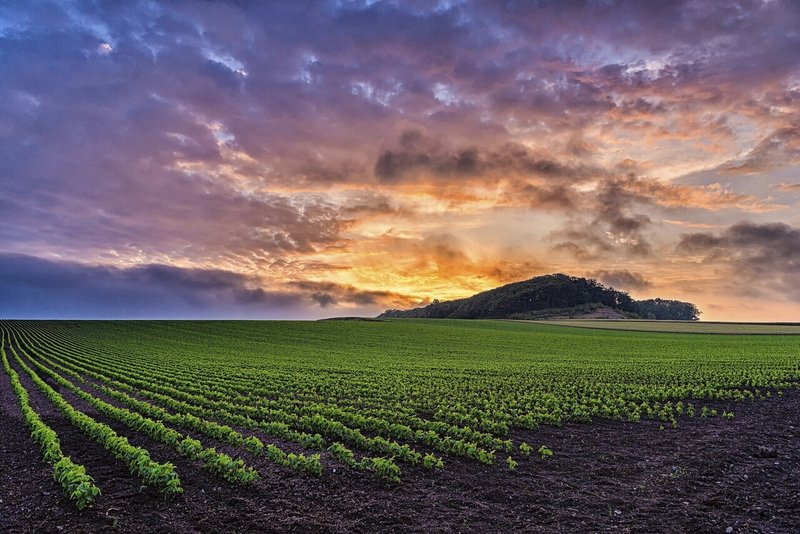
[378,274,701,320]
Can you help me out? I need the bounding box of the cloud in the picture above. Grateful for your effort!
[618,176,785,213]
[369,132,785,263]
[0,254,415,318]
[722,127,800,174]
[547,171,788,262]
[549,226,616,261]
[368,233,547,285]
[772,182,800,192]
[1,1,800,319]
[285,280,419,309]
[676,221,800,301]
[663,219,724,229]
[588,270,652,291]
[0,254,303,319]
[547,177,654,259]
[595,179,653,254]
[373,130,605,184]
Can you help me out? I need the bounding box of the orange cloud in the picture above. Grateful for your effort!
[618,177,786,213]
[772,182,800,192]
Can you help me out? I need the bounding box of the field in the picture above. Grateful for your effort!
[1,319,799,532]
[529,319,800,335]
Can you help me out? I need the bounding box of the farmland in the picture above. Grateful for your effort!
[530,319,800,335]
[1,319,799,532]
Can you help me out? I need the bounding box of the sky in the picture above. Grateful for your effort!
[1,0,799,320]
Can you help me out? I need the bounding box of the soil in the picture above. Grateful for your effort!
[1,350,798,533]
[547,305,628,320]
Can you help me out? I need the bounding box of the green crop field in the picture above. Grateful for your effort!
[1,319,799,511]
[528,319,800,334]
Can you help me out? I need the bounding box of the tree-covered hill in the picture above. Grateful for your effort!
[379,274,700,321]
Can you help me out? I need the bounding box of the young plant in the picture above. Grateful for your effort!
[361,457,401,483]
[506,456,517,471]
[54,458,101,511]
[423,453,444,470]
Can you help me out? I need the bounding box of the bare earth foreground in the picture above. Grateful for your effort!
[2,364,798,533]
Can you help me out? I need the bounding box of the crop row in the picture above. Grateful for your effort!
[18,327,501,465]
[28,324,739,444]
[8,330,263,486]
[4,335,184,497]
[27,320,782,439]
[26,325,511,450]
[5,318,799,489]
[15,329,433,473]
[33,346,404,478]
[1,329,101,510]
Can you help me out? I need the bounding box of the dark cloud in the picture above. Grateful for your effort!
[0,254,415,318]
[286,280,419,309]
[513,183,577,210]
[547,177,655,259]
[0,254,303,319]
[549,228,615,262]
[595,179,653,255]
[374,130,602,183]
[0,254,419,319]
[676,222,800,300]
[546,172,785,261]
[589,270,652,292]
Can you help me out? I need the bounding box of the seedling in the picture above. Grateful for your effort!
[506,456,517,471]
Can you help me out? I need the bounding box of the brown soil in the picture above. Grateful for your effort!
[1,351,798,533]
[561,306,628,319]
[536,305,629,320]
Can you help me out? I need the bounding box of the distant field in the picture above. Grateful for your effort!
[2,319,799,531]
[527,319,800,334]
